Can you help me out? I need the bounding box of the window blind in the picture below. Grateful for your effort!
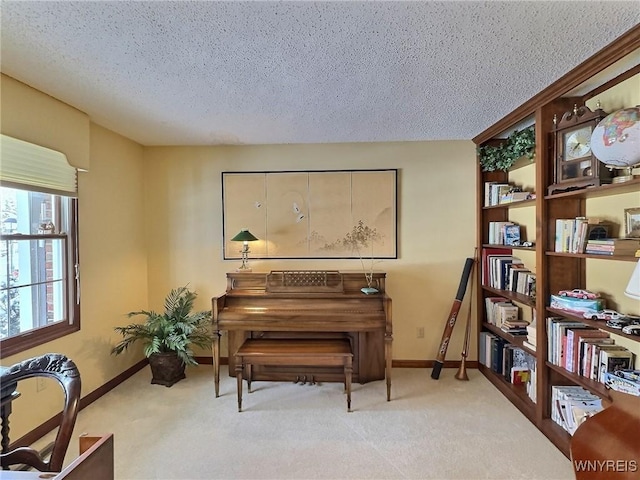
[0,134,77,196]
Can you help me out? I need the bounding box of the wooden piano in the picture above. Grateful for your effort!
[212,270,392,401]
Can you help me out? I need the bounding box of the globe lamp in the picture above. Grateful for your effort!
[591,106,640,183]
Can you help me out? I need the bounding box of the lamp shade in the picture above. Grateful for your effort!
[231,229,258,242]
[625,259,640,300]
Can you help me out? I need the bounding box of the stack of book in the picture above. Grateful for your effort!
[554,217,610,254]
[551,385,602,435]
[488,221,521,245]
[481,249,536,297]
[585,238,640,256]
[485,297,519,328]
[523,319,537,352]
[500,319,529,336]
[484,182,534,207]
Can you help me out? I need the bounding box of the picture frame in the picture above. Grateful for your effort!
[625,207,640,238]
[222,169,398,259]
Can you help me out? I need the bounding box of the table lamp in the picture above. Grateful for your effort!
[625,259,640,300]
[231,228,259,272]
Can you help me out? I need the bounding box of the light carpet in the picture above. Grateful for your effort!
[48,366,574,480]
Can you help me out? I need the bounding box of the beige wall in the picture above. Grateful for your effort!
[0,75,90,170]
[143,142,478,362]
[1,78,148,438]
[2,76,478,440]
[586,73,640,361]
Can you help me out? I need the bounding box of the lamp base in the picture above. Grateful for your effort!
[612,174,638,184]
[236,266,252,273]
[608,165,640,184]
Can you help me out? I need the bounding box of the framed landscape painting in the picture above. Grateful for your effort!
[625,207,640,238]
[222,169,397,259]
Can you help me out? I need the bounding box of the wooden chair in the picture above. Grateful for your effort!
[0,354,81,472]
[570,390,640,480]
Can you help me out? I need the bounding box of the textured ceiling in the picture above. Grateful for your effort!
[1,1,639,146]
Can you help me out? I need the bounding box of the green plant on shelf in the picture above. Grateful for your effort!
[479,126,536,172]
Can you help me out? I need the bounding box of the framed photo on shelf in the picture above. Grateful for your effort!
[624,207,640,238]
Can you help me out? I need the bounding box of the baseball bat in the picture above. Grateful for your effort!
[431,257,475,380]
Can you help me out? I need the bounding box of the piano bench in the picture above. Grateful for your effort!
[234,338,354,412]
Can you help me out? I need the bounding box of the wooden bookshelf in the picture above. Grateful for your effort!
[474,25,640,458]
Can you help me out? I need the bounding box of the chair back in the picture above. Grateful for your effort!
[1,353,81,472]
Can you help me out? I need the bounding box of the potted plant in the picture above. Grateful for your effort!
[478,126,536,172]
[111,285,213,387]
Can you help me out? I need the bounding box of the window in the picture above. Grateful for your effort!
[0,135,79,358]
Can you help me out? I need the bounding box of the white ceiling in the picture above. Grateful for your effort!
[1,1,639,146]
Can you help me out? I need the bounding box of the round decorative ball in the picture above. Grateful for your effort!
[590,106,640,168]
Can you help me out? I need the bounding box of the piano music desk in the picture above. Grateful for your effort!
[235,338,353,412]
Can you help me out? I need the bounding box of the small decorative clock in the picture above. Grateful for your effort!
[548,104,613,194]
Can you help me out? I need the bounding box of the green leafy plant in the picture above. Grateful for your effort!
[479,126,536,172]
[111,286,212,366]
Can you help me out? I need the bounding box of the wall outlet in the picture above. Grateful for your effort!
[416,327,425,339]
[36,377,47,392]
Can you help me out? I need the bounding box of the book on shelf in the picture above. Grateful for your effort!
[511,367,530,385]
[551,386,602,435]
[481,247,511,286]
[484,296,510,326]
[516,271,535,297]
[488,221,513,245]
[591,345,629,381]
[504,224,521,246]
[500,191,533,204]
[507,265,529,292]
[603,369,640,397]
[479,331,498,367]
[493,256,523,290]
[485,298,518,328]
[598,348,634,383]
[501,319,529,336]
[554,217,612,254]
[546,317,586,367]
[566,328,610,373]
[490,336,507,374]
[485,183,511,207]
[502,345,531,384]
[527,359,537,403]
[579,337,613,377]
[484,183,534,206]
[585,238,640,256]
[523,319,537,351]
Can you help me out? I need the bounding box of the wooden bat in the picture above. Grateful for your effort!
[431,257,475,380]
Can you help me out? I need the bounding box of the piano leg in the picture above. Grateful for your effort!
[345,359,353,413]
[385,334,392,401]
[235,362,243,412]
[213,332,221,398]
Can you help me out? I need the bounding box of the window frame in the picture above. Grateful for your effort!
[0,197,80,358]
